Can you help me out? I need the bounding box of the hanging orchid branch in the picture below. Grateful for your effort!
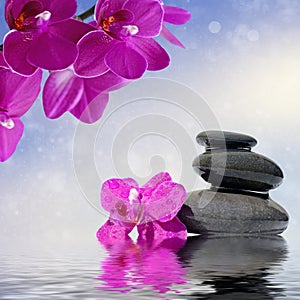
[0,0,191,162]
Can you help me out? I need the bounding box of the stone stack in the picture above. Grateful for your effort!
[178,131,289,235]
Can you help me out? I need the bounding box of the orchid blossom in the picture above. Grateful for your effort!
[97,172,187,243]
[0,53,42,162]
[4,0,93,76]
[74,0,170,79]
[0,1,192,162]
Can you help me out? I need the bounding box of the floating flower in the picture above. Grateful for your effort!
[43,68,128,123]
[0,53,42,162]
[4,0,93,76]
[97,172,187,243]
[160,3,192,48]
[74,0,170,79]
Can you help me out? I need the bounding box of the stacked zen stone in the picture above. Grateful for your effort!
[178,131,289,235]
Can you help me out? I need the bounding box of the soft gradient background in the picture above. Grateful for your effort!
[0,0,299,250]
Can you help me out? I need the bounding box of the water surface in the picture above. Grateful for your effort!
[1,235,300,299]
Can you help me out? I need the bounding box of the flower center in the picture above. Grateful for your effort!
[128,188,143,204]
[13,1,50,32]
[0,112,14,130]
[101,16,116,32]
[99,9,138,39]
[122,25,139,35]
[14,11,28,30]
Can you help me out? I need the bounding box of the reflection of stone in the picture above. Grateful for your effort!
[178,131,289,235]
[178,236,287,298]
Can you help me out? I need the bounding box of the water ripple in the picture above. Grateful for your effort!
[1,236,300,299]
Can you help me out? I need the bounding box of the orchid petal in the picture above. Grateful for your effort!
[70,92,109,124]
[27,31,77,71]
[5,0,14,29]
[137,217,187,246]
[43,69,84,119]
[0,118,24,162]
[0,52,9,69]
[101,177,139,213]
[74,31,113,78]
[143,181,186,223]
[0,68,42,117]
[105,42,147,79]
[97,218,135,246]
[95,0,125,21]
[70,71,127,123]
[163,6,191,25]
[128,36,170,71]
[48,19,94,44]
[160,24,185,48]
[46,0,77,23]
[3,30,38,76]
[124,0,163,37]
[141,172,172,199]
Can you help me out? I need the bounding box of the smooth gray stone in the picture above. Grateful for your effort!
[178,189,289,235]
[193,150,284,192]
[197,130,257,150]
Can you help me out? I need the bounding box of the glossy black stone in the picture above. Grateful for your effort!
[193,150,284,192]
[196,130,257,150]
[178,189,289,235]
[179,130,289,235]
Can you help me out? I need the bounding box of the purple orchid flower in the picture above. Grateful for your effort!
[160,4,192,48]
[3,0,93,76]
[0,53,42,162]
[43,68,128,124]
[96,172,187,243]
[74,0,170,80]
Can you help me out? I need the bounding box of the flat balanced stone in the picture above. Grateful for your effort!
[197,130,257,150]
[177,189,289,235]
[193,150,284,192]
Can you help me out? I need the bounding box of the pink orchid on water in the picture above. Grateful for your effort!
[160,4,192,48]
[4,0,93,76]
[74,0,170,79]
[0,53,42,162]
[97,172,187,243]
[43,68,128,124]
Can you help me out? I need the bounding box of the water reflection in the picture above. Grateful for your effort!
[96,234,288,298]
[96,236,187,294]
[178,235,288,299]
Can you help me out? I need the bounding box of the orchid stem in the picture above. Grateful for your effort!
[76,5,96,21]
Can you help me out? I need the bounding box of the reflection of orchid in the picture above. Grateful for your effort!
[74,0,170,79]
[97,172,187,244]
[0,53,42,162]
[96,235,187,294]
